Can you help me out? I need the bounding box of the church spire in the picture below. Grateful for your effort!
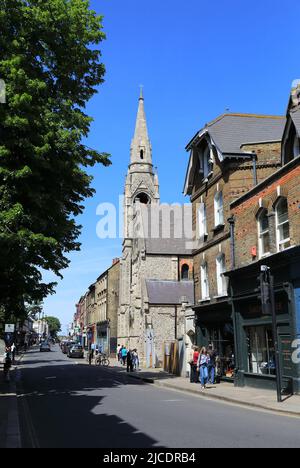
[130,88,152,165]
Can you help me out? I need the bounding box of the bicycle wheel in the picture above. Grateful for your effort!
[102,358,110,367]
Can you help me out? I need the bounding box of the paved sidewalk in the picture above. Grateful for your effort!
[0,354,23,448]
[106,359,300,418]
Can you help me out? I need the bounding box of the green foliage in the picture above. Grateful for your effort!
[44,315,61,338]
[0,0,110,318]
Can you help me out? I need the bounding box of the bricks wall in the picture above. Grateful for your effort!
[191,142,282,303]
[107,260,120,355]
[232,160,300,267]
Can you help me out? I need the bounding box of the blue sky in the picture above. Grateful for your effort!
[43,0,300,333]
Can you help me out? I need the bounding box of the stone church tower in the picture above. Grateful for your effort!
[118,90,194,368]
[118,89,160,349]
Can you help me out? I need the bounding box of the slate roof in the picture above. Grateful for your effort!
[290,109,300,135]
[141,205,193,255]
[186,114,286,155]
[145,280,194,305]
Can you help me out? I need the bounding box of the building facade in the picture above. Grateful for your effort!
[118,91,194,368]
[227,81,300,393]
[184,112,285,380]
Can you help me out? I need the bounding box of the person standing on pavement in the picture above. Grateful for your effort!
[197,347,209,390]
[121,346,127,366]
[190,346,200,383]
[207,344,217,385]
[3,346,12,382]
[117,344,121,362]
[132,349,139,371]
[126,349,134,372]
[88,347,94,365]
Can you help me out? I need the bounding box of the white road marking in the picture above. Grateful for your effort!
[45,376,57,380]
[161,399,184,402]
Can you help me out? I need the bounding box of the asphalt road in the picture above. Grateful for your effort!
[17,346,300,448]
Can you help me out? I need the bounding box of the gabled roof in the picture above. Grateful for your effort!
[186,113,285,154]
[137,204,193,256]
[290,108,300,136]
[184,113,285,195]
[145,280,194,305]
[145,238,193,255]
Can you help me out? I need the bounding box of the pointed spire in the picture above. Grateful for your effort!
[139,84,144,100]
[131,88,152,165]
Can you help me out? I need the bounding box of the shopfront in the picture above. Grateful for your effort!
[227,248,300,394]
[232,292,292,392]
[195,300,235,381]
[96,321,109,354]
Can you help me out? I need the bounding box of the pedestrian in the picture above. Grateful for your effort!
[121,346,128,366]
[190,346,199,383]
[132,349,139,370]
[88,348,94,365]
[11,343,16,364]
[117,344,121,362]
[126,349,134,372]
[3,346,12,382]
[207,344,217,385]
[197,347,209,390]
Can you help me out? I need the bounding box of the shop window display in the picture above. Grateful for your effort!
[246,326,276,376]
[207,324,235,379]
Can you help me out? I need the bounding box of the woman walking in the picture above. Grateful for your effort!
[197,347,209,390]
[207,344,217,385]
[121,346,128,366]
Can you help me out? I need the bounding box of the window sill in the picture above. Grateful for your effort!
[213,294,228,300]
[198,298,211,304]
[259,252,271,259]
[212,224,225,234]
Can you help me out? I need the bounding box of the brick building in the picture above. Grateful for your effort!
[184,112,285,380]
[227,81,300,393]
[74,259,120,356]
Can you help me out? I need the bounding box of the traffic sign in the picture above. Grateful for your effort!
[5,324,15,333]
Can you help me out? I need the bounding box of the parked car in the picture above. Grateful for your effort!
[68,345,84,359]
[40,341,51,352]
[62,341,76,354]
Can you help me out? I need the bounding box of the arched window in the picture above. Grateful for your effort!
[257,210,270,258]
[216,254,227,296]
[275,198,290,251]
[198,144,213,180]
[214,191,224,227]
[200,262,210,300]
[283,122,300,163]
[198,203,207,238]
[293,134,300,158]
[134,192,150,205]
[140,149,144,160]
[181,264,189,281]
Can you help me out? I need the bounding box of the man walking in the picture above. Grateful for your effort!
[121,346,127,366]
[126,349,134,373]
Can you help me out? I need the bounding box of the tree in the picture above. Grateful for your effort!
[44,316,61,338]
[0,0,110,320]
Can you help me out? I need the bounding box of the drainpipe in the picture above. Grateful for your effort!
[228,216,236,270]
[252,153,258,186]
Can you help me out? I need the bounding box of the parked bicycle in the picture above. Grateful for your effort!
[95,353,110,367]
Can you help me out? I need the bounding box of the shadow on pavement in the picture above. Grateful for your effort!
[16,348,163,449]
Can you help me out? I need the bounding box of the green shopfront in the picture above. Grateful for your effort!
[194,300,236,381]
[227,247,300,395]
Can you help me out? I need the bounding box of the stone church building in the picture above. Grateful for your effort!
[118,90,194,368]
